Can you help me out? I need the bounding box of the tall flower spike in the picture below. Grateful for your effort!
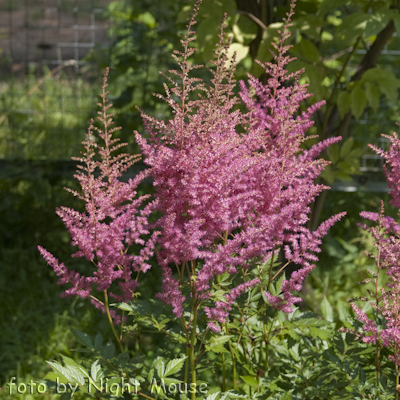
[39,68,159,323]
[353,135,400,369]
[137,0,345,322]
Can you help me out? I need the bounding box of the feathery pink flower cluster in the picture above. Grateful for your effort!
[136,0,345,323]
[353,133,400,365]
[39,69,159,323]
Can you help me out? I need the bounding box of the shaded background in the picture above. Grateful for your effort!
[1,0,400,394]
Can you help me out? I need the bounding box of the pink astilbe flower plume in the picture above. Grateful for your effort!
[38,68,159,323]
[352,133,400,370]
[136,0,345,323]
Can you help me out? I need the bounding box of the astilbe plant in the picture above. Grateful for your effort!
[133,1,346,395]
[136,0,345,329]
[38,68,159,349]
[40,1,348,398]
[350,132,400,397]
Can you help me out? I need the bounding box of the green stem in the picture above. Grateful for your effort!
[264,312,277,371]
[266,248,276,293]
[181,316,190,385]
[103,290,124,353]
[221,352,226,392]
[228,340,237,389]
[264,324,268,371]
[396,363,399,400]
[190,306,198,400]
[138,391,157,400]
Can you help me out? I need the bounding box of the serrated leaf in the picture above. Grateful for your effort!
[44,371,70,385]
[321,297,334,322]
[337,91,351,119]
[205,344,230,354]
[210,335,233,346]
[72,329,93,349]
[164,357,187,377]
[162,377,183,385]
[351,85,367,120]
[94,332,103,351]
[148,368,154,383]
[309,326,332,341]
[205,392,220,400]
[279,390,293,400]
[46,358,85,386]
[240,375,259,388]
[285,329,301,341]
[153,357,165,378]
[102,341,115,359]
[90,360,102,382]
[118,302,134,312]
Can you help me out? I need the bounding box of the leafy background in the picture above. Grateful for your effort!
[1,0,400,398]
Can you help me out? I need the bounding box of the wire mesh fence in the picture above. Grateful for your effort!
[0,0,112,160]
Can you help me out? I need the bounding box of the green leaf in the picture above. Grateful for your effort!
[148,368,154,384]
[340,137,353,158]
[137,12,156,28]
[337,91,351,119]
[102,341,115,359]
[365,81,380,111]
[378,76,400,102]
[205,393,220,400]
[300,39,319,63]
[164,357,187,377]
[47,356,88,386]
[394,14,400,36]
[240,375,259,388]
[309,326,332,341]
[162,377,182,385]
[118,302,134,312]
[94,332,103,351]
[318,0,349,17]
[337,300,350,321]
[44,371,70,385]
[209,335,234,346]
[90,360,102,382]
[233,15,257,45]
[72,329,94,349]
[320,164,335,184]
[364,10,391,38]
[361,68,400,101]
[339,13,369,42]
[351,85,367,120]
[153,357,165,378]
[205,344,230,354]
[197,18,221,50]
[327,143,340,164]
[320,297,334,322]
[278,390,293,400]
